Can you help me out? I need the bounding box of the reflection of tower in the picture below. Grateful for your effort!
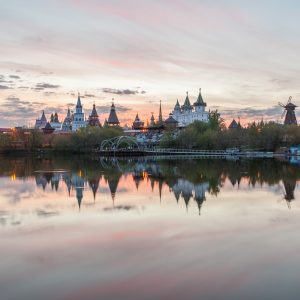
[228,174,241,187]
[133,173,143,190]
[88,176,101,201]
[171,183,181,203]
[44,172,54,184]
[76,187,83,209]
[283,180,296,208]
[150,177,155,192]
[72,174,85,210]
[107,176,120,204]
[175,179,194,212]
[182,192,192,211]
[62,173,72,196]
[35,174,48,191]
[194,183,209,215]
[51,173,60,191]
[158,180,163,203]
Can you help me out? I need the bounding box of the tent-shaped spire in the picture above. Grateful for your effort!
[165,113,178,125]
[76,93,82,109]
[182,92,192,110]
[132,113,144,129]
[107,99,120,125]
[174,99,181,111]
[150,112,155,127]
[228,119,242,129]
[42,122,55,134]
[158,100,163,123]
[41,110,47,122]
[54,112,59,122]
[88,103,101,127]
[194,88,206,107]
[134,114,140,122]
[91,104,98,117]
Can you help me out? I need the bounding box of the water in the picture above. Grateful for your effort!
[1,155,300,300]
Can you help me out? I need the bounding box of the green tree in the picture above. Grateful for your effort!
[208,110,225,131]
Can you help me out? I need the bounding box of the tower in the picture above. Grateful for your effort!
[107,99,120,126]
[150,113,155,127]
[158,100,163,124]
[193,88,206,112]
[34,110,47,129]
[88,103,101,127]
[132,113,144,130]
[61,108,72,131]
[181,92,192,111]
[72,93,86,131]
[279,96,297,125]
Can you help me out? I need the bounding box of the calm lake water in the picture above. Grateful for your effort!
[1,155,300,300]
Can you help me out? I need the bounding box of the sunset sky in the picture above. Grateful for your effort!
[1,0,300,127]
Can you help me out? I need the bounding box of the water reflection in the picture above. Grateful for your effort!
[0,156,300,215]
[2,156,300,300]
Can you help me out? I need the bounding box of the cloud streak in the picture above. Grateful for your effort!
[33,83,60,90]
[102,88,139,95]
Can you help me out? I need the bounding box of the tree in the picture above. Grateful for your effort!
[208,110,225,131]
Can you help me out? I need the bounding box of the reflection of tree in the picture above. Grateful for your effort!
[283,179,296,208]
[1,155,300,213]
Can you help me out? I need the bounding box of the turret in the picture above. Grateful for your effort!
[193,88,206,112]
[76,93,82,113]
[174,99,181,111]
[150,113,155,127]
[88,103,101,127]
[107,99,120,126]
[158,100,163,124]
[181,92,192,111]
[132,113,144,130]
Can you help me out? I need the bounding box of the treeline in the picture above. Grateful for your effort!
[51,126,123,153]
[0,126,123,153]
[0,130,43,152]
[160,111,300,151]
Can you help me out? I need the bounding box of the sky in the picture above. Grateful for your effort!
[1,0,300,127]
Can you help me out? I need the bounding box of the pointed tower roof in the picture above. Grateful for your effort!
[228,119,239,129]
[134,114,140,122]
[54,112,59,122]
[158,100,163,123]
[76,93,82,108]
[88,103,101,127]
[42,122,55,134]
[174,99,181,111]
[107,99,120,125]
[41,110,47,122]
[194,88,206,107]
[91,104,98,117]
[44,122,53,130]
[165,113,179,124]
[182,92,192,110]
[108,177,120,203]
[150,112,155,127]
[67,107,71,118]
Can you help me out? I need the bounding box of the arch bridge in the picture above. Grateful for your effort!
[100,136,142,154]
